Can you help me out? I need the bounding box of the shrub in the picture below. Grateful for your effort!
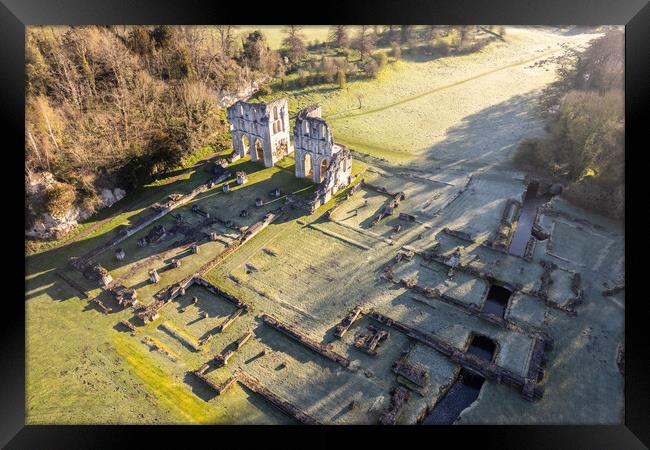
[80,191,102,212]
[320,57,338,83]
[255,83,272,97]
[44,182,77,218]
[390,42,401,60]
[373,52,388,68]
[513,139,556,174]
[563,176,624,219]
[362,59,380,78]
[296,70,309,88]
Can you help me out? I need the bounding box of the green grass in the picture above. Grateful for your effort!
[112,333,278,424]
[159,321,202,352]
[112,333,218,423]
[26,148,222,257]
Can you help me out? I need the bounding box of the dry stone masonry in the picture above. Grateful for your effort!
[227,98,292,167]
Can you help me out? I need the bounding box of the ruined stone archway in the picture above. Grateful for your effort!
[227,98,292,168]
[255,139,264,162]
[319,158,329,182]
[241,134,250,156]
[303,152,313,177]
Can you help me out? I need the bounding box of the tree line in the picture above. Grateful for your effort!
[270,25,502,90]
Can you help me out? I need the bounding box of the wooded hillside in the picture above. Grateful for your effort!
[25,25,283,235]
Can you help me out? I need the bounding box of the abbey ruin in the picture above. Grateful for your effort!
[227,98,291,167]
[227,99,352,207]
[28,27,624,427]
[294,105,353,207]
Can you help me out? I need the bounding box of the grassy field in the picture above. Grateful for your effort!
[252,27,601,165]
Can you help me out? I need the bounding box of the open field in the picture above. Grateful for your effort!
[256,27,602,165]
[25,26,623,425]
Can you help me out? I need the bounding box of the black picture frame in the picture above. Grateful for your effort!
[5,0,648,447]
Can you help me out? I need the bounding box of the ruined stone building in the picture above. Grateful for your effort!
[226,99,352,211]
[294,105,352,205]
[227,98,291,167]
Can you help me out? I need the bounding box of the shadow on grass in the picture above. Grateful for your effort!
[419,91,541,173]
[253,319,341,371]
[157,323,200,353]
[183,372,218,402]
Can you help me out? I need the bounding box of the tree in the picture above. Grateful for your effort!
[355,93,365,109]
[26,34,51,96]
[400,25,413,44]
[457,26,471,49]
[240,31,278,74]
[513,31,624,220]
[354,25,376,59]
[24,25,285,239]
[127,26,154,57]
[163,46,195,80]
[424,25,438,44]
[337,69,346,89]
[150,25,174,49]
[215,25,237,57]
[320,57,337,83]
[282,25,306,62]
[385,25,399,43]
[328,25,350,49]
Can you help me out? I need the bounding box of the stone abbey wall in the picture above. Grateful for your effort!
[294,105,341,182]
[293,104,352,203]
[227,98,291,167]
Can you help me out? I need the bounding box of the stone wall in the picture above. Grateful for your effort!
[293,104,352,191]
[227,98,291,167]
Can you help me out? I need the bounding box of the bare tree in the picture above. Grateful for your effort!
[355,92,365,109]
[215,25,237,57]
[282,25,306,62]
[328,25,349,49]
[457,26,471,48]
[354,25,376,59]
[424,25,438,43]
